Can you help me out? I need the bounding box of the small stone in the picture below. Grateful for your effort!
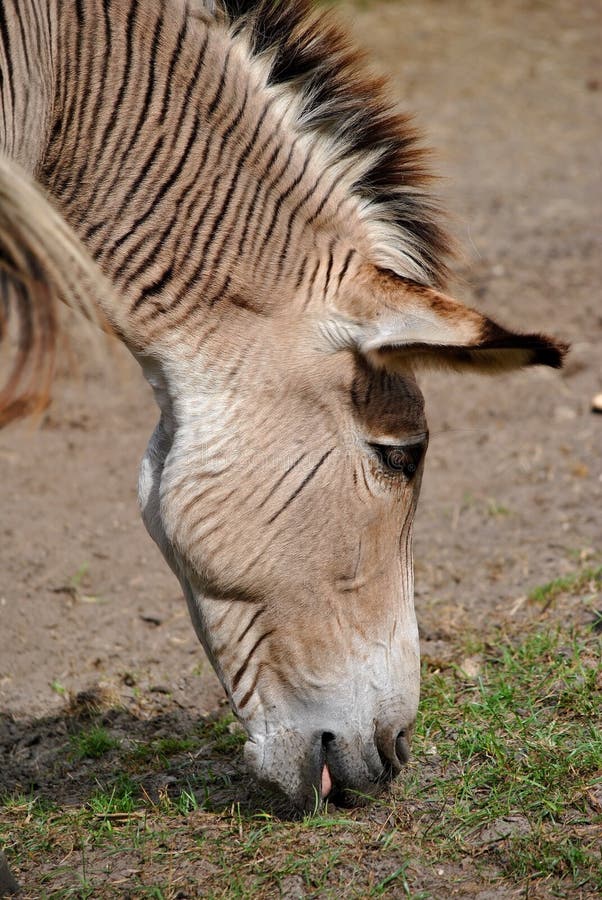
[279,875,306,899]
[477,814,531,845]
[459,656,481,679]
[591,392,602,414]
[227,721,245,735]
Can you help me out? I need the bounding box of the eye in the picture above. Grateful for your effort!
[371,441,426,479]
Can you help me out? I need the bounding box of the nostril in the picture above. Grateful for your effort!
[321,731,335,748]
[395,729,411,765]
[376,722,413,777]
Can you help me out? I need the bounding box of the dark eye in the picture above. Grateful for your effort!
[371,442,425,479]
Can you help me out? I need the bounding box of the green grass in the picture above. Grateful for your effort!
[2,584,601,897]
[129,735,198,763]
[125,717,246,772]
[528,565,602,607]
[70,725,119,760]
[400,626,602,888]
[87,774,140,818]
[50,679,67,696]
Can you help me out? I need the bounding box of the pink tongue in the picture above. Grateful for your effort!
[321,763,332,798]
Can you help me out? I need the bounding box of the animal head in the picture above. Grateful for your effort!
[139,260,566,809]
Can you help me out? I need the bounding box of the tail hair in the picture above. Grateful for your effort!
[0,156,112,427]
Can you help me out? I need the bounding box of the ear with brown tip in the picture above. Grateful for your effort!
[343,268,568,374]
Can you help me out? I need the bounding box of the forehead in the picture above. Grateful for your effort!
[350,359,426,438]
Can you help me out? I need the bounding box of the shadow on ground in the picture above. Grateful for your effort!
[0,700,289,820]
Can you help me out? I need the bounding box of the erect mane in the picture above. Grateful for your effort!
[212,0,452,287]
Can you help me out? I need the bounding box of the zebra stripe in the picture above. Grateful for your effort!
[0,0,451,436]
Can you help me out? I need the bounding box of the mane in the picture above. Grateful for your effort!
[212,0,452,287]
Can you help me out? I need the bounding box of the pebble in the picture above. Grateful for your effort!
[591,393,602,414]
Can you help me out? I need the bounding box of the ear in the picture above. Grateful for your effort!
[337,267,568,374]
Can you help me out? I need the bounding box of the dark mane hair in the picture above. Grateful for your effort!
[216,0,452,286]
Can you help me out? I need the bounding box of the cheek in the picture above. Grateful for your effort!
[332,489,416,591]
[160,480,261,595]
[159,457,356,595]
[159,425,420,603]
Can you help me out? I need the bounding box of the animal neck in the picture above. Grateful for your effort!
[4,0,450,363]
[32,0,363,356]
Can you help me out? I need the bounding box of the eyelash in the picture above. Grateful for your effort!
[370,443,425,479]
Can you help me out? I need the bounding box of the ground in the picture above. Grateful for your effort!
[1,0,601,896]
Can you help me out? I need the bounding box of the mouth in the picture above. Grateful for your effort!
[243,714,415,812]
[311,730,394,811]
[318,730,335,803]
[321,762,333,799]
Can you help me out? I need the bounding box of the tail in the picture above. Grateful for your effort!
[0,155,113,427]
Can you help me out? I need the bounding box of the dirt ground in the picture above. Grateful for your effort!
[1,0,601,895]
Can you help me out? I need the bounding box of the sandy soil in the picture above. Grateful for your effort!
[1,0,601,888]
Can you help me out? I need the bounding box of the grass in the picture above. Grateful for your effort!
[198,712,247,755]
[402,627,602,887]
[70,726,119,760]
[87,774,140,820]
[528,565,602,608]
[1,569,601,897]
[50,679,67,697]
[129,735,198,763]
